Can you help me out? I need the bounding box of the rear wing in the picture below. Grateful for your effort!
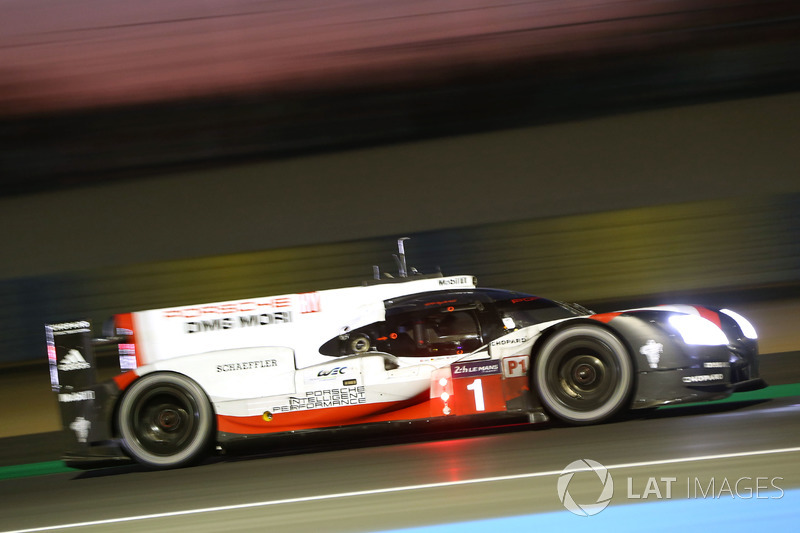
[44,321,124,462]
[46,321,96,391]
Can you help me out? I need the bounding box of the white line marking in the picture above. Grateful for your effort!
[6,446,800,533]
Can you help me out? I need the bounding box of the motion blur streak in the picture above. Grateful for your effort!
[1,0,796,114]
[2,193,799,364]
[2,1,800,193]
[5,447,800,533]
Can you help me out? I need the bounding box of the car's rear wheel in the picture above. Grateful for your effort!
[533,326,633,424]
[118,372,213,469]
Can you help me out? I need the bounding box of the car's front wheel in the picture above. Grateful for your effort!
[118,372,214,469]
[533,325,633,424]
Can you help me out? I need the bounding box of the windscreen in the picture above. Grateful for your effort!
[494,296,584,328]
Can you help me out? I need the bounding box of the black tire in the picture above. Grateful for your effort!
[118,372,214,469]
[533,326,633,424]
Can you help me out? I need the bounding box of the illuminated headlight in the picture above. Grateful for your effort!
[720,309,758,340]
[668,315,729,346]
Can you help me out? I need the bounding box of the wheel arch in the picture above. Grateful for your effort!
[530,317,636,365]
[114,370,218,468]
[112,370,218,437]
[527,318,638,422]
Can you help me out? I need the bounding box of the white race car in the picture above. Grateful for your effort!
[47,240,763,469]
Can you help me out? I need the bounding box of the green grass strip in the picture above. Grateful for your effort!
[0,460,76,481]
[659,383,800,409]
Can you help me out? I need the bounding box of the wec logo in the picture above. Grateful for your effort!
[318,366,347,377]
[557,459,614,516]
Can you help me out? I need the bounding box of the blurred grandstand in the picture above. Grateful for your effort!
[2,0,800,194]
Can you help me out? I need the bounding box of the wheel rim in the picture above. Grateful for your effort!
[130,385,200,457]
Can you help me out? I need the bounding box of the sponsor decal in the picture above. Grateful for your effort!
[49,366,59,390]
[502,355,529,378]
[704,362,730,368]
[69,417,91,443]
[272,386,367,413]
[299,292,322,314]
[47,344,57,362]
[317,366,347,377]
[118,343,138,370]
[490,337,528,347]
[164,299,292,319]
[438,277,469,286]
[558,459,614,516]
[510,297,538,304]
[119,343,136,355]
[216,359,279,372]
[452,359,501,378]
[57,349,91,371]
[58,391,96,403]
[185,311,292,334]
[49,321,91,334]
[120,356,138,370]
[306,365,350,384]
[425,299,457,307]
[682,373,724,383]
[640,340,663,369]
[343,379,357,386]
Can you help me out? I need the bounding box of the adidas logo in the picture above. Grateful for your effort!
[57,349,91,371]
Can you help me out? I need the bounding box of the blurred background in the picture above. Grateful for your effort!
[2,0,800,372]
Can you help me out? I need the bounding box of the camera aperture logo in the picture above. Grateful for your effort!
[558,459,614,516]
[557,459,784,516]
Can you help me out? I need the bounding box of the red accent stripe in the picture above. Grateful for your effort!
[694,306,721,328]
[113,370,139,391]
[590,312,622,323]
[217,392,442,435]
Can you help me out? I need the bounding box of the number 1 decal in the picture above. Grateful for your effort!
[466,378,485,411]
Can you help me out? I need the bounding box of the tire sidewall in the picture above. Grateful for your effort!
[534,325,633,424]
[118,372,213,468]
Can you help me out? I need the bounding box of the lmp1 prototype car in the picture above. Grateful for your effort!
[46,240,764,469]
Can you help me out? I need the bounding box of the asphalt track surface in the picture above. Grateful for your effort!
[0,352,798,532]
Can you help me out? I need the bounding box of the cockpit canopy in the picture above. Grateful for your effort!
[319,289,587,358]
